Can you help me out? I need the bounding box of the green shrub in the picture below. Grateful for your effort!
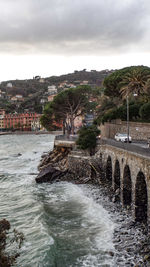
[139,102,150,121]
[76,125,100,153]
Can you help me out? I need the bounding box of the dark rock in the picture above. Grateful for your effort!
[144,254,150,261]
[41,153,48,158]
[13,153,22,157]
[108,251,114,257]
[36,165,67,183]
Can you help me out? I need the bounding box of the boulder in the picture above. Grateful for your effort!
[35,165,67,183]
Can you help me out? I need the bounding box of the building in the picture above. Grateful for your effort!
[16,94,23,99]
[74,115,83,129]
[0,109,5,130]
[80,81,89,85]
[0,110,42,131]
[31,117,41,131]
[10,96,18,102]
[48,94,57,102]
[6,82,13,88]
[48,85,57,91]
[39,78,45,83]
[48,85,57,95]
[40,98,47,104]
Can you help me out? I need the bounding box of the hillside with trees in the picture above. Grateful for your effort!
[0,70,113,114]
[45,69,114,86]
[41,85,97,133]
[96,65,150,124]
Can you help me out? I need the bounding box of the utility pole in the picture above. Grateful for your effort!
[127,94,129,143]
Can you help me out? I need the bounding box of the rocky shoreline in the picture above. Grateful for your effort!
[36,146,150,266]
[36,146,91,184]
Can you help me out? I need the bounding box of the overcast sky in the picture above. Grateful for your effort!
[0,0,150,81]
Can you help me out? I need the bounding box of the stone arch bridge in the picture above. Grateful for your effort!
[97,139,150,226]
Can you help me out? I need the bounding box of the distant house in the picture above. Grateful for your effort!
[39,78,44,83]
[48,95,56,102]
[0,110,5,130]
[6,82,13,88]
[80,81,89,85]
[40,98,47,104]
[84,113,94,126]
[58,81,68,88]
[0,109,5,117]
[16,94,23,99]
[48,85,57,91]
[11,96,18,102]
[74,81,81,85]
[48,85,57,95]
[31,117,41,131]
[74,115,83,129]
[0,91,6,99]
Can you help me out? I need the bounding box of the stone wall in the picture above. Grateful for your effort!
[100,121,150,141]
[68,153,91,178]
[97,144,150,227]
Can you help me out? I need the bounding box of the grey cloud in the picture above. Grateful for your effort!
[0,0,149,55]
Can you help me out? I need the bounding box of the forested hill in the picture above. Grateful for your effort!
[0,69,114,93]
[45,69,114,86]
[0,69,114,113]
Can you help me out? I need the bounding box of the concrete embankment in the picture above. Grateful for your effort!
[0,131,63,136]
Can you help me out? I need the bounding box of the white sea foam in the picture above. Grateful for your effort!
[0,134,116,267]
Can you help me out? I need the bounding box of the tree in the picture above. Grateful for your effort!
[76,125,100,155]
[144,78,150,97]
[100,101,141,124]
[119,68,150,99]
[139,102,150,121]
[103,66,150,98]
[41,85,93,134]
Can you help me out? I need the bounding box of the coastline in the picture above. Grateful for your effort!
[35,141,150,266]
[0,130,63,136]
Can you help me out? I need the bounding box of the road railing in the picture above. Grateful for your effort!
[100,138,150,158]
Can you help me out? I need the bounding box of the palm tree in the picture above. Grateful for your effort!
[119,68,150,99]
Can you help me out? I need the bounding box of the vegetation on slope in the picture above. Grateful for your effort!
[96,65,150,124]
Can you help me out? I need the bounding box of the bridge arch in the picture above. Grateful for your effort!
[135,171,147,223]
[114,159,120,191]
[106,156,112,182]
[123,165,132,207]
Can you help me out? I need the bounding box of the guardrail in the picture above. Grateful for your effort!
[55,134,78,141]
[100,138,150,158]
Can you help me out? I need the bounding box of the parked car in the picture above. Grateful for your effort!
[114,133,132,143]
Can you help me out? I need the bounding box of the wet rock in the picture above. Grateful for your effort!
[144,254,150,261]
[108,251,114,257]
[13,153,22,157]
[36,165,68,183]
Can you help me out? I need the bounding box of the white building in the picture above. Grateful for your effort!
[16,94,23,99]
[7,82,13,88]
[48,85,57,92]
[31,117,41,131]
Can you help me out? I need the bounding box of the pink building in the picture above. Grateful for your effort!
[1,111,41,131]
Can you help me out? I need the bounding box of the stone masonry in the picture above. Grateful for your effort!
[96,143,150,227]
